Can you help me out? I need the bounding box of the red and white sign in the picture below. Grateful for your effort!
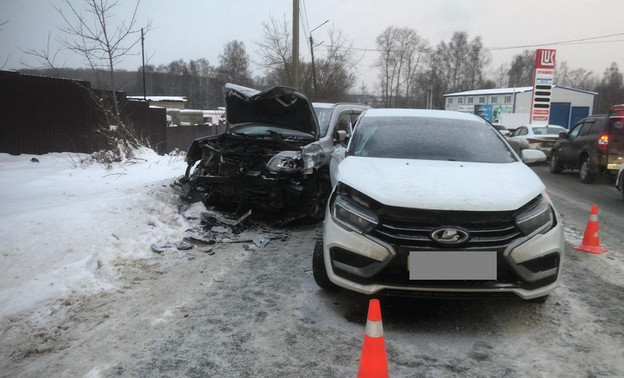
[530,49,556,125]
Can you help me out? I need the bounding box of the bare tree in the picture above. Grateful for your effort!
[255,16,293,86]
[555,61,598,91]
[374,26,428,107]
[218,40,252,86]
[25,0,151,160]
[0,20,8,69]
[595,62,624,113]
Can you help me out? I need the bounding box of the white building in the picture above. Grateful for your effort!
[444,85,597,129]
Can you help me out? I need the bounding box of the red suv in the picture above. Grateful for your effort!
[550,105,624,183]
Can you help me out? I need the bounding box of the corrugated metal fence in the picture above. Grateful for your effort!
[0,70,168,155]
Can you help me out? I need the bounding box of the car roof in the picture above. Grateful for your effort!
[362,108,484,122]
[312,102,369,109]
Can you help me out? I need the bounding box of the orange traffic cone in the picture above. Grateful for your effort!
[357,299,388,378]
[574,204,607,254]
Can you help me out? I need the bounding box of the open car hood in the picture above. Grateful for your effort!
[224,83,319,138]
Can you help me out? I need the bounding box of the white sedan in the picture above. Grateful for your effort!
[507,124,567,159]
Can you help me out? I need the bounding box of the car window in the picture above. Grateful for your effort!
[568,122,584,138]
[518,127,528,136]
[314,107,333,137]
[348,116,516,163]
[335,112,352,135]
[533,126,565,135]
[578,120,595,136]
[608,118,624,135]
[589,120,605,135]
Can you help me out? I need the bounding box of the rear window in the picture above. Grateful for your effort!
[608,118,624,136]
[348,116,516,163]
[532,126,565,135]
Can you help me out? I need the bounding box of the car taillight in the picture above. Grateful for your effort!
[598,134,609,151]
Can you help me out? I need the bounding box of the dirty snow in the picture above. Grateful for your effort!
[1,149,623,377]
[0,148,189,318]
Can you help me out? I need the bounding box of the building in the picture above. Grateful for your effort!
[444,85,597,129]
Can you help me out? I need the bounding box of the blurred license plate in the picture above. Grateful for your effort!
[408,251,497,280]
[607,163,622,170]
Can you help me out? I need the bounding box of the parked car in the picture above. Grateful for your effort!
[313,109,563,302]
[507,124,567,159]
[550,105,624,183]
[177,83,368,220]
[492,123,511,137]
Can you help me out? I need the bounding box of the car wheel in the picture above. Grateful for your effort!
[549,152,563,174]
[305,176,331,222]
[579,156,597,183]
[312,237,341,292]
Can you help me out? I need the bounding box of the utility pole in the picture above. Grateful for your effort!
[309,19,328,99]
[292,0,299,89]
[141,28,146,100]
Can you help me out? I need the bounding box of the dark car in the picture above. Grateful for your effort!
[178,83,368,220]
[550,105,624,183]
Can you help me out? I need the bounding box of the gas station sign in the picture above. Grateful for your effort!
[530,49,556,124]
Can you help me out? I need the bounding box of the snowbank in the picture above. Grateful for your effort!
[0,148,189,318]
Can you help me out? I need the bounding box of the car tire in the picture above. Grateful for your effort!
[312,237,341,292]
[579,156,597,183]
[549,152,563,174]
[305,175,331,222]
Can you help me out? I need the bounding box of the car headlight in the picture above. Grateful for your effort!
[266,151,302,173]
[332,194,379,233]
[515,194,554,235]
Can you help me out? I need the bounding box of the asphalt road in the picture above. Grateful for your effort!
[530,164,624,251]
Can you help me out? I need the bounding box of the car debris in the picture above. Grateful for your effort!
[175,83,369,222]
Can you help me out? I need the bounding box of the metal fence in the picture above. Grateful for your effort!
[0,70,169,156]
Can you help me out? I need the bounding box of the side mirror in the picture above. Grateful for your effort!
[559,132,569,139]
[521,149,547,164]
[335,130,347,142]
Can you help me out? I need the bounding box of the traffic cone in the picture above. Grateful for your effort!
[357,299,388,378]
[574,204,607,254]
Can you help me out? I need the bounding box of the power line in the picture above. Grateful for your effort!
[314,32,624,54]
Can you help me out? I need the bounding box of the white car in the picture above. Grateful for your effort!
[508,124,567,159]
[313,109,564,302]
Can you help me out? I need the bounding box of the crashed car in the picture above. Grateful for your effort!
[178,83,368,220]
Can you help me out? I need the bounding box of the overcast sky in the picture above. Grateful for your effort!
[2,0,623,92]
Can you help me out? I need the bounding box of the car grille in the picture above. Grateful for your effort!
[371,207,523,251]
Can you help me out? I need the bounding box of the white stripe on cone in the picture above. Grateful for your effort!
[365,320,384,338]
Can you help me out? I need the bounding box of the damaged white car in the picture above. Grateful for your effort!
[178,83,368,220]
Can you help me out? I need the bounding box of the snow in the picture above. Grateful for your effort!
[0,148,189,319]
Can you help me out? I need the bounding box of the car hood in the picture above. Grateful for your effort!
[224,83,319,138]
[336,157,545,211]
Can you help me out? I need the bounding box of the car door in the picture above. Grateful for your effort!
[558,121,587,167]
[508,126,528,154]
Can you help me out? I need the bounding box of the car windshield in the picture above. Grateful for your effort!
[348,116,516,163]
[229,123,315,139]
[314,107,333,137]
[532,126,566,135]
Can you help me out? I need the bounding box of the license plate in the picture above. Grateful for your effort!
[408,251,497,280]
[607,163,622,170]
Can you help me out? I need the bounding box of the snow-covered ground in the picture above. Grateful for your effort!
[1,149,623,377]
[0,148,191,319]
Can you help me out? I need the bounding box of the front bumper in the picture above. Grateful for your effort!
[322,213,564,300]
